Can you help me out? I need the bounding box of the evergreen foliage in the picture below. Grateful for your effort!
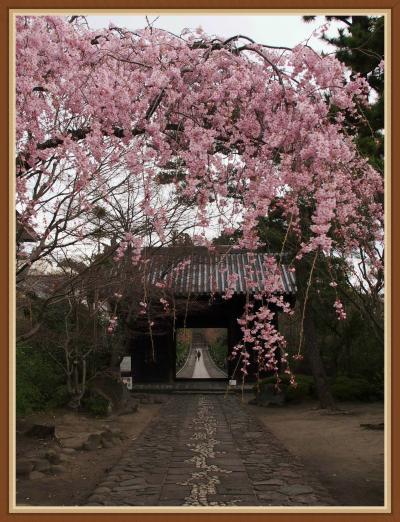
[304,15,384,172]
[208,331,228,370]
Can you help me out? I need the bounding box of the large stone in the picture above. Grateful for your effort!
[279,470,301,478]
[107,428,122,437]
[82,433,103,450]
[88,372,132,414]
[29,471,45,480]
[55,429,73,440]
[118,402,139,415]
[113,484,147,492]
[291,494,319,505]
[61,447,77,455]
[58,453,73,462]
[83,441,97,451]
[88,494,105,503]
[99,481,115,488]
[101,430,113,441]
[16,459,34,476]
[51,464,67,474]
[254,479,285,486]
[33,459,51,472]
[56,427,91,439]
[120,478,146,487]
[45,449,61,464]
[87,433,102,445]
[258,491,287,502]
[25,423,55,439]
[93,486,111,495]
[61,435,88,450]
[59,412,79,423]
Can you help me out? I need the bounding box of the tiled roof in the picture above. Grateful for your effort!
[147,249,296,296]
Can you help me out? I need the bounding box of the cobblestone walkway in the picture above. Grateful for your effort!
[85,395,334,507]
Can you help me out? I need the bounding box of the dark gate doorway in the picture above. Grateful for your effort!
[176,328,228,380]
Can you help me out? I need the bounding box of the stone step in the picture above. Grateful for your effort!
[130,382,254,393]
[172,390,227,395]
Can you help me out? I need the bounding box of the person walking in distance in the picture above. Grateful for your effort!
[197,349,201,361]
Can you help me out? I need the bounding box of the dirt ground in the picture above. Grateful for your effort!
[245,400,385,506]
[16,402,160,506]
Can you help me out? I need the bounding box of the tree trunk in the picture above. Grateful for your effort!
[110,343,122,369]
[296,255,336,409]
[303,303,336,409]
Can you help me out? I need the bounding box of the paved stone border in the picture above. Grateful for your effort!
[84,395,335,507]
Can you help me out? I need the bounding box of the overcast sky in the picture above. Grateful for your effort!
[86,14,344,52]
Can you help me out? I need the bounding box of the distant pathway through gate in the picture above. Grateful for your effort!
[177,332,227,379]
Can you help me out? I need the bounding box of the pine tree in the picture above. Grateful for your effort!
[304,16,384,172]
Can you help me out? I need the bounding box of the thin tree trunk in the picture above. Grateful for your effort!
[110,340,123,370]
[296,255,336,409]
[303,303,336,409]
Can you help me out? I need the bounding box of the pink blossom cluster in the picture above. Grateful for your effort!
[139,301,147,315]
[222,272,239,300]
[114,232,143,264]
[107,315,118,333]
[159,297,170,312]
[16,18,382,267]
[333,299,347,321]
[15,17,383,380]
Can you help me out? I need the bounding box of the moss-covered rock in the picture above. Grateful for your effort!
[82,371,133,416]
[81,390,111,416]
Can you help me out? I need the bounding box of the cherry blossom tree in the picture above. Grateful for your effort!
[16,15,383,407]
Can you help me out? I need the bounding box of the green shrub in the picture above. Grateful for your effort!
[286,376,315,402]
[369,371,384,400]
[255,373,382,404]
[48,385,70,409]
[256,373,315,403]
[82,391,110,416]
[176,329,191,370]
[16,371,43,415]
[331,376,374,402]
[16,343,65,414]
[209,337,228,370]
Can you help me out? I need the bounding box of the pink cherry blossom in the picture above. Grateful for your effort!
[15,16,383,383]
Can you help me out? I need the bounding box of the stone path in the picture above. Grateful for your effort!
[85,395,334,507]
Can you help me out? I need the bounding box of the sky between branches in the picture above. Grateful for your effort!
[85,14,342,52]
